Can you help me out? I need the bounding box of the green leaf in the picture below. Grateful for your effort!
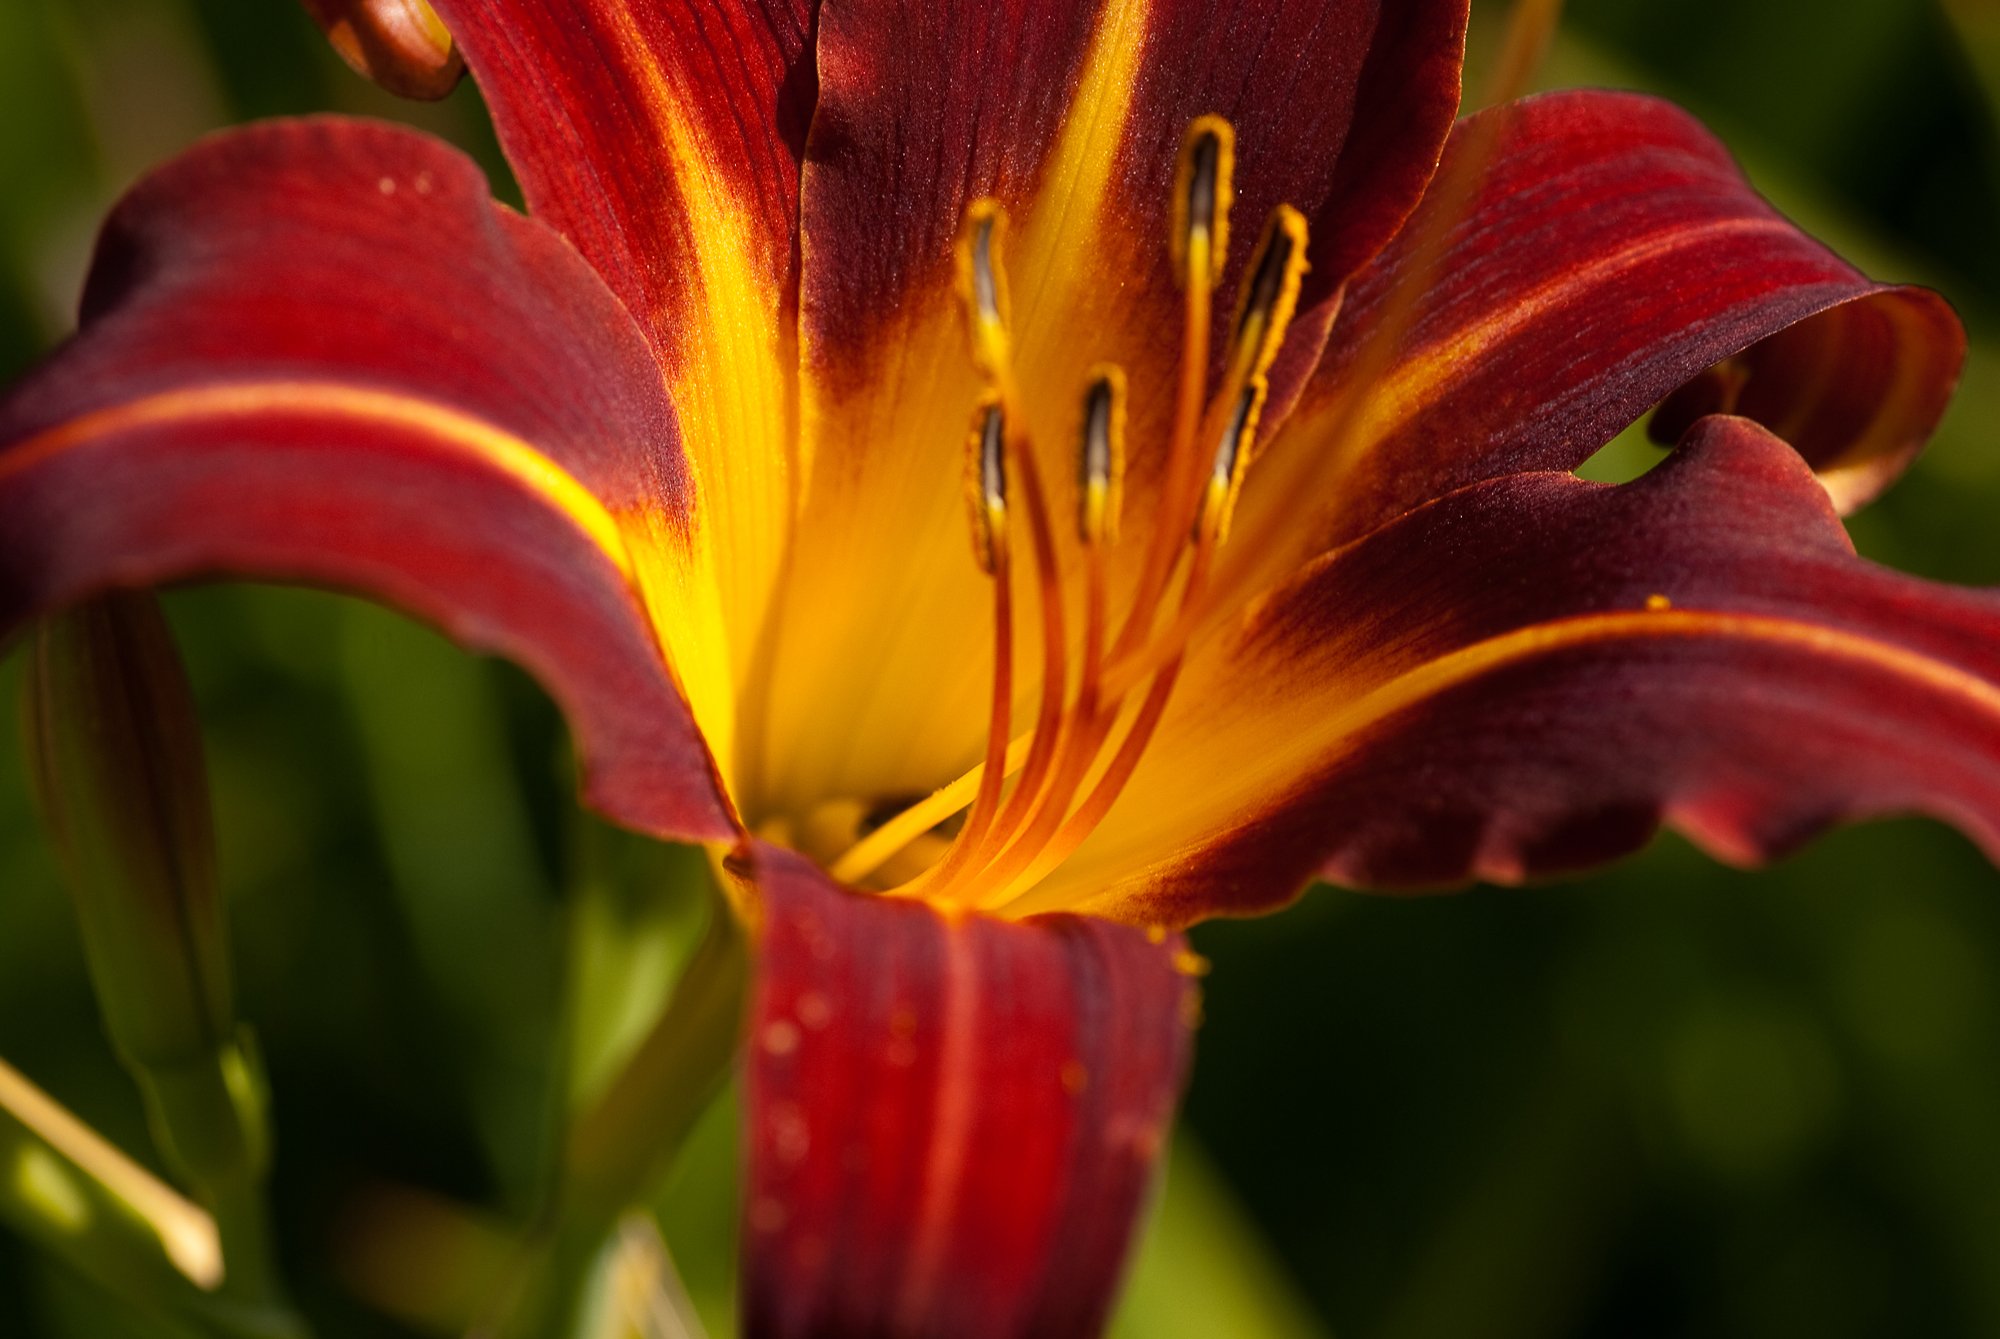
[1110,1134,1331,1339]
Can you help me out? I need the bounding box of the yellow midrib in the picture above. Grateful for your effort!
[0,381,638,581]
[1026,603,2000,917]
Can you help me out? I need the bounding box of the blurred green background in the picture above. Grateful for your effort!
[2,0,1999,1335]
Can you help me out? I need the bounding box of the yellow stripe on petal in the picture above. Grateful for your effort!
[1008,0,1152,338]
[589,8,803,794]
[0,383,635,580]
[1321,218,1801,495]
[1034,606,2000,916]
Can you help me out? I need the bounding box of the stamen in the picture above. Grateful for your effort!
[1093,382,1273,732]
[940,372,1126,902]
[1078,368,1126,546]
[1171,116,1234,290]
[1121,121,1238,656]
[1196,376,1269,547]
[969,203,1074,871]
[961,442,1068,875]
[958,199,1012,379]
[983,544,1217,915]
[826,731,1035,886]
[830,119,1321,910]
[886,399,1017,899]
[963,396,1009,575]
[1112,202,1307,672]
[972,178,1301,906]
[976,368,1256,906]
[888,201,1078,903]
[1224,205,1310,391]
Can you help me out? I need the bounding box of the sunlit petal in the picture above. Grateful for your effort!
[0,120,732,840]
[434,0,818,778]
[742,843,1196,1338]
[1034,418,2000,921]
[1222,90,1964,615]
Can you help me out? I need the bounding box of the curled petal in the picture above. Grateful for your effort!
[299,0,465,100]
[0,119,733,842]
[1034,418,2000,922]
[743,845,1196,1339]
[1226,90,1964,608]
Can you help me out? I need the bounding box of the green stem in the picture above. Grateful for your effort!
[132,1037,310,1337]
[479,882,748,1339]
[562,903,747,1233]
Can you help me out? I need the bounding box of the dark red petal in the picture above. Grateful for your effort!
[743,844,1196,1339]
[1041,418,2000,923]
[801,0,1100,356]
[430,0,813,362]
[1118,0,1470,351]
[432,0,815,722]
[0,118,733,841]
[1228,89,1965,606]
[802,0,1467,387]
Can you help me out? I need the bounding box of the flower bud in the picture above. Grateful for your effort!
[24,593,231,1073]
[299,0,465,101]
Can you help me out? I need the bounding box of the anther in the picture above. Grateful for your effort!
[1199,376,1268,545]
[1230,205,1310,382]
[1172,117,1235,289]
[1078,368,1126,546]
[965,399,1009,575]
[959,200,1012,377]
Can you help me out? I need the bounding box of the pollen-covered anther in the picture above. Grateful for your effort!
[1199,376,1270,547]
[957,200,1013,379]
[842,131,1309,910]
[1078,368,1127,546]
[964,398,1009,576]
[1230,205,1311,383]
[1171,116,1235,290]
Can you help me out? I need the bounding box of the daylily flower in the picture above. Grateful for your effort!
[4,0,1996,1334]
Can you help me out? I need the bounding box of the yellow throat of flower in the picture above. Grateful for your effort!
[777,116,1310,917]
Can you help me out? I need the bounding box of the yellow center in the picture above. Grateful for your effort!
[762,117,1310,914]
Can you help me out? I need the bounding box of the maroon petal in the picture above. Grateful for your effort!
[742,844,1196,1339]
[1119,0,1470,338]
[1033,417,2000,923]
[430,0,813,363]
[432,0,816,723]
[801,0,1467,393]
[1225,89,1964,609]
[0,119,733,841]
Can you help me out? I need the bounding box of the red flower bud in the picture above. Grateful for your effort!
[299,0,464,101]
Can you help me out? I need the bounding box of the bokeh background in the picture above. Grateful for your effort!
[3,1,1999,1335]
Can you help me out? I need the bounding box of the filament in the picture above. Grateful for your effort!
[823,109,1322,909]
[885,401,1015,899]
